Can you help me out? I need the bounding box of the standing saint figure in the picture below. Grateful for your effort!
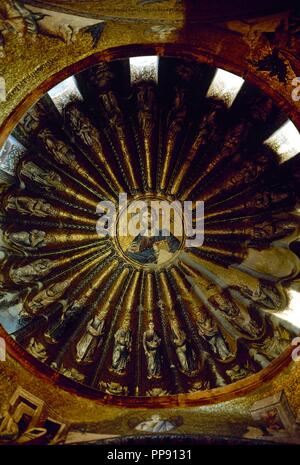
[143,321,162,379]
[170,319,196,375]
[45,297,87,344]
[76,315,105,364]
[111,319,132,375]
[209,294,261,338]
[196,310,231,361]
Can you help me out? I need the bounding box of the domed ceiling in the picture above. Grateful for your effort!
[0,56,300,402]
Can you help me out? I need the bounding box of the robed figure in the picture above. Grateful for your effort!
[126,230,180,264]
[125,207,180,265]
[45,300,84,344]
[111,320,132,374]
[171,319,196,374]
[196,311,231,361]
[143,321,162,379]
[76,315,105,364]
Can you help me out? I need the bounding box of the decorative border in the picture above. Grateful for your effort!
[1,42,300,150]
[0,324,295,408]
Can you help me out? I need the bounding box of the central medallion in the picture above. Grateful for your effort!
[115,195,185,269]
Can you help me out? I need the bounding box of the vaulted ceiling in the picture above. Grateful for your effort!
[0,56,299,405]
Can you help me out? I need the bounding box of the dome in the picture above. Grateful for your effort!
[0,56,299,404]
